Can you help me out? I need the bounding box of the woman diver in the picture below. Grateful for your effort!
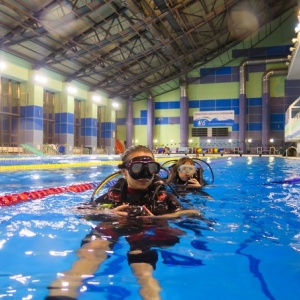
[165,157,212,199]
[45,145,201,300]
[166,157,203,188]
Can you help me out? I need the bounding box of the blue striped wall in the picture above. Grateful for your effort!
[100,122,115,139]
[20,105,43,130]
[130,45,300,138]
[81,118,97,137]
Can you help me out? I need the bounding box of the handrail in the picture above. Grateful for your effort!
[43,144,60,155]
[0,146,24,154]
[285,146,298,157]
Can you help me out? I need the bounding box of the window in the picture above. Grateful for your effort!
[192,127,229,137]
[192,128,208,137]
[0,78,20,147]
[43,90,55,144]
[74,99,82,147]
[212,127,229,137]
[97,106,102,148]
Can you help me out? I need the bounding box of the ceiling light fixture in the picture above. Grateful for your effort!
[0,61,6,71]
[67,86,77,94]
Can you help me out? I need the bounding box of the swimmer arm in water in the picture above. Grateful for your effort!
[139,206,201,219]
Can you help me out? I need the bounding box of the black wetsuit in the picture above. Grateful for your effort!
[93,178,182,213]
[84,178,185,269]
[169,175,212,199]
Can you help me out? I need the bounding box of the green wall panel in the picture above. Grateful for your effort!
[155,89,180,101]
[188,82,239,100]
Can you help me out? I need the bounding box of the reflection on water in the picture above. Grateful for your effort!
[0,156,300,300]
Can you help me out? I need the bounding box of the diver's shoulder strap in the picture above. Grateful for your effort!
[107,178,127,202]
[196,168,204,186]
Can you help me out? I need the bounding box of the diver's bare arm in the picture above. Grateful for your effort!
[150,209,201,219]
[140,208,214,225]
[138,207,201,219]
[47,238,111,299]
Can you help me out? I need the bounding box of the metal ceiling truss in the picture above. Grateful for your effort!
[0,0,298,101]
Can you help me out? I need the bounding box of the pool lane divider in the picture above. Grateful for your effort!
[0,156,193,171]
[0,182,98,206]
[0,161,120,171]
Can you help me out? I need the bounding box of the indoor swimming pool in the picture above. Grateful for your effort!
[0,155,299,300]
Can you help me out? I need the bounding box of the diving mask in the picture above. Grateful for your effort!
[118,156,161,180]
[178,165,196,174]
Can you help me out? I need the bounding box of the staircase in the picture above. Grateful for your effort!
[278,142,295,156]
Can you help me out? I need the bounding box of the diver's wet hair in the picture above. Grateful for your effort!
[121,145,154,163]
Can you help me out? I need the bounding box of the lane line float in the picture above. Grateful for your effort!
[0,156,193,172]
[0,161,120,172]
[0,182,98,206]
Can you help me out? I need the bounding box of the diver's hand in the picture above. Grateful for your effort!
[187,178,201,187]
[141,205,154,216]
[134,206,154,219]
[112,204,130,216]
[112,204,154,218]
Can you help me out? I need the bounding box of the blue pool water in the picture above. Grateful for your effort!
[0,155,300,300]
